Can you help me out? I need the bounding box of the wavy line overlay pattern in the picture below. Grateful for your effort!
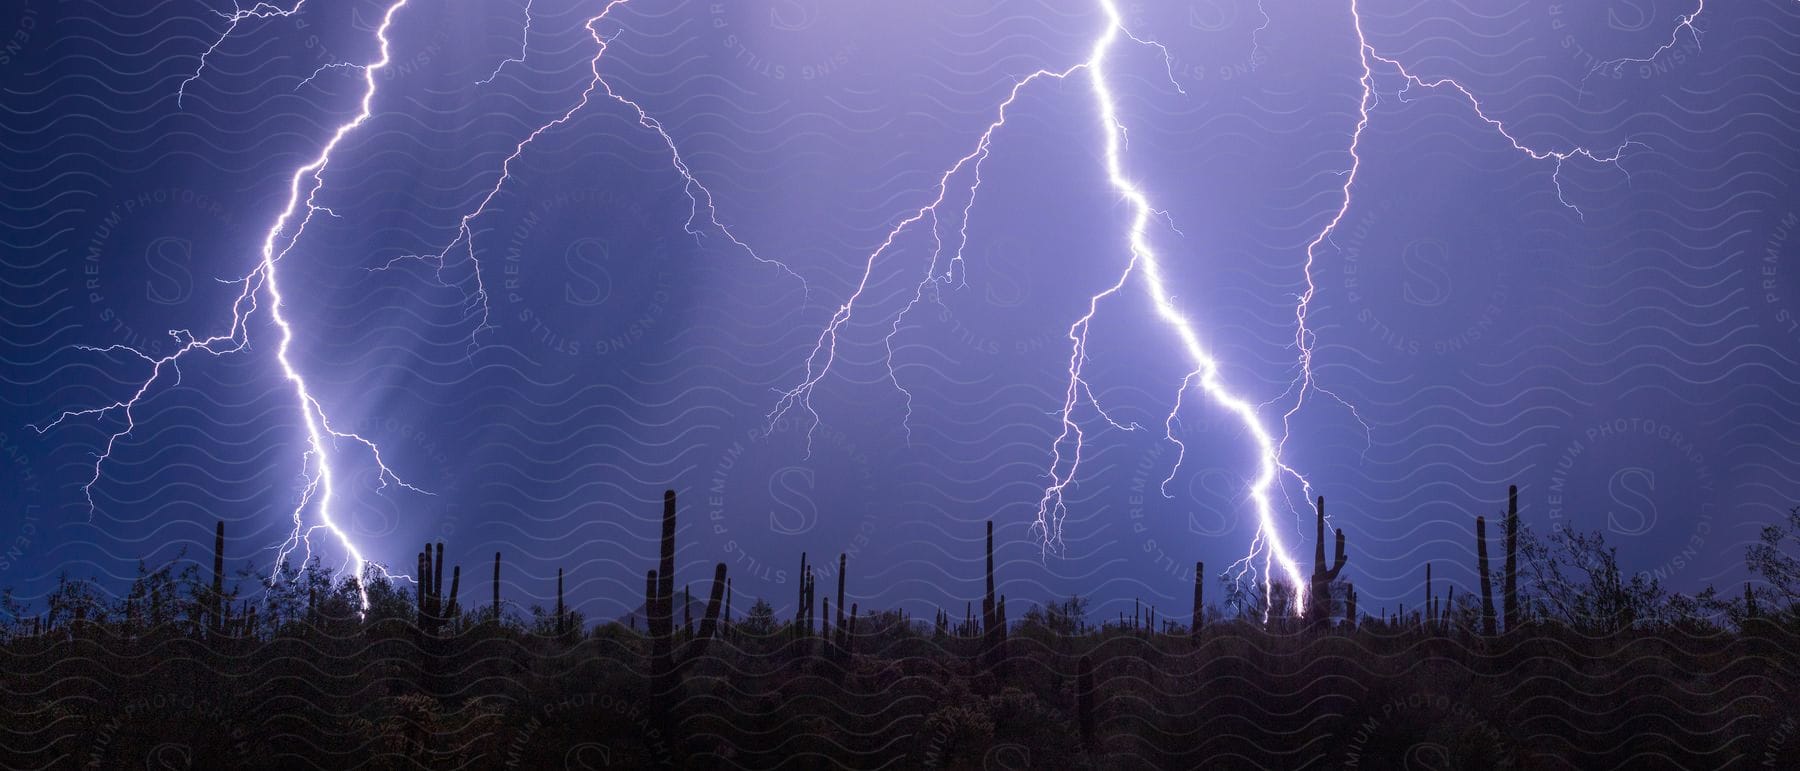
[0,0,1796,681]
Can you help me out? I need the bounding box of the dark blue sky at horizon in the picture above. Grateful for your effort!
[2,0,1796,625]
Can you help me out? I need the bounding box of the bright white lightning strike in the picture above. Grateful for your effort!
[1053,0,1310,603]
[39,0,427,607]
[764,0,1314,608]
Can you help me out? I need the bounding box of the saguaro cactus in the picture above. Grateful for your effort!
[724,578,733,630]
[1191,561,1205,644]
[210,521,226,636]
[1503,484,1519,633]
[1477,515,1497,637]
[417,543,439,634]
[645,490,728,701]
[659,490,676,638]
[796,552,809,637]
[983,521,997,636]
[836,553,847,651]
[981,520,1008,670]
[412,542,460,636]
[556,568,568,637]
[1424,562,1434,628]
[1309,496,1347,625]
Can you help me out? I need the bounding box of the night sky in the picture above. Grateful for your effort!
[2,0,1796,627]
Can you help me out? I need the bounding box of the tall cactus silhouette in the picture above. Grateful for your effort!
[1446,584,1457,632]
[416,542,458,636]
[796,552,809,638]
[556,568,568,637]
[209,521,226,636]
[1424,562,1434,628]
[413,542,459,636]
[658,490,676,636]
[836,553,847,652]
[1191,561,1204,645]
[981,520,1007,671]
[1309,496,1347,625]
[807,564,815,638]
[1503,484,1519,633]
[1477,515,1497,637]
[646,490,728,702]
[983,521,996,636]
[491,552,501,624]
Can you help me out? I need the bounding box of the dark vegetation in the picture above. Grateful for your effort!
[3,487,1797,769]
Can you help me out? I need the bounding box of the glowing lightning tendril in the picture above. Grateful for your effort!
[1282,0,1662,514]
[1274,0,1699,602]
[385,0,805,349]
[39,0,427,607]
[478,0,535,86]
[179,1,309,107]
[1589,0,1706,79]
[774,61,1088,447]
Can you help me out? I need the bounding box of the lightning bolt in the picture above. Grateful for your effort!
[38,0,426,607]
[1274,0,1700,600]
[1283,3,1677,455]
[769,19,1203,447]
[760,1,1314,609]
[178,1,308,107]
[384,0,804,348]
[478,0,535,86]
[1052,0,1312,604]
[1589,0,1705,78]
[771,62,1087,446]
